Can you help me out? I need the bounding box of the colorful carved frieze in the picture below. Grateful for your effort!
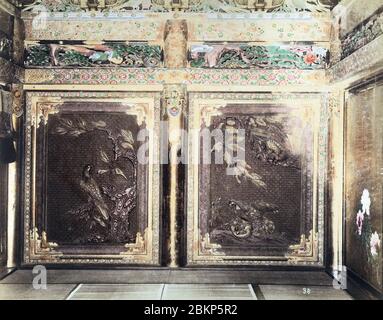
[189,44,328,69]
[24,42,163,67]
[328,35,383,83]
[24,42,329,70]
[340,9,383,60]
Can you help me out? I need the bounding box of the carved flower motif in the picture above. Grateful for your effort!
[370,232,381,257]
[303,52,317,65]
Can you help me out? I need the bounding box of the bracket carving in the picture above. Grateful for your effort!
[31,100,63,127]
[287,230,318,261]
[121,229,149,256]
[28,228,63,262]
[200,233,225,256]
[163,84,186,118]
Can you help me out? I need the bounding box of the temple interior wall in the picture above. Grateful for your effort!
[0,0,382,297]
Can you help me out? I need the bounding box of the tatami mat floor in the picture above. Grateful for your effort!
[0,270,353,300]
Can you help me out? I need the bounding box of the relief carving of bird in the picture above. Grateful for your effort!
[79,165,110,228]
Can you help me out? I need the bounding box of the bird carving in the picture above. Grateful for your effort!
[211,199,279,240]
[79,165,110,228]
[247,116,300,169]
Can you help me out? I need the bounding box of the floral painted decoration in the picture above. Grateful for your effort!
[356,210,364,236]
[355,189,381,262]
[370,232,381,257]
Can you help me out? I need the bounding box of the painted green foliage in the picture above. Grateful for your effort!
[59,50,92,67]
[189,44,328,70]
[24,44,51,66]
[25,43,163,68]
[105,44,162,67]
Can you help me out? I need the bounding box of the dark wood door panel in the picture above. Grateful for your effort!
[187,93,328,266]
[22,92,161,266]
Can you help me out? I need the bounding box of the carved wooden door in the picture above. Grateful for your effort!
[186,92,327,266]
[22,92,161,266]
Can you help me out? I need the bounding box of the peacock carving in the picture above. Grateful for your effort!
[52,116,137,244]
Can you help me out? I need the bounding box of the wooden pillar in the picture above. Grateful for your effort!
[163,19,187,267]
[328,89,344,280]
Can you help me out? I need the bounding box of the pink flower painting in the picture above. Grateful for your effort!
[356,210,364,236]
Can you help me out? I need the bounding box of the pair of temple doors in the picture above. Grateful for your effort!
[22,89,327,267]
